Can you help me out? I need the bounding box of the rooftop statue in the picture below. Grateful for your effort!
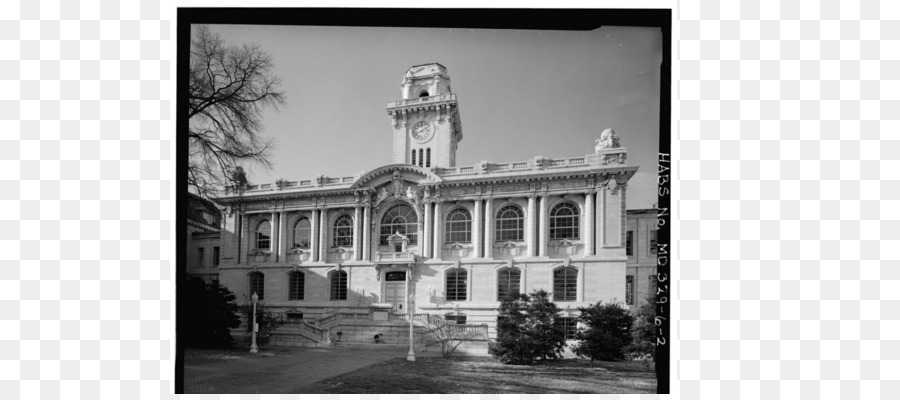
[595,128,621,152]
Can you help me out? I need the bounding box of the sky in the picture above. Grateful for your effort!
[206,24,662,209]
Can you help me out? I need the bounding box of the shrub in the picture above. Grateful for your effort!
[491,290,566,365]
[625,295,657,361]
[572,301,634,366]
[183,276,241,348]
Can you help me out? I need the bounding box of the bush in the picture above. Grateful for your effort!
[183,276,241,348]
[572,301,634,366]
[491,290,566,365]
[625,295,657,361]
[241,298,285,348]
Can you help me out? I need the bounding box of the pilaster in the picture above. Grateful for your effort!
[473,198,483,258]
[310,209,319,262]
[432,201,442,259]
[278,211,287,262]
[424,200,433,258]
[526,195,536,257]
[584,191,595,256]
[538,195,548,257]
[353,206,362,261]
[363,205,371,261]
[483,197,493,258]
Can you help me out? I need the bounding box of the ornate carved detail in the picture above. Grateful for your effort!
[595,128,621,151]
[607,178,620,195]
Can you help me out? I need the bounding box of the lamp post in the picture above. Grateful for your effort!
[250,292,259,353]
[407,264,415,361]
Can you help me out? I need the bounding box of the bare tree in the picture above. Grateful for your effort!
[188,25,285,198]
[416,316,485,359]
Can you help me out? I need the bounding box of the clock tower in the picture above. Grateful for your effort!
[386,63,463,169]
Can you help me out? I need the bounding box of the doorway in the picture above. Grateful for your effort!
[384,271,407,312]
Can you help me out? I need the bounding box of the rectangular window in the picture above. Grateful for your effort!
[556,317,578,340]
[497,268,521,301]
[331,272,347,301]
[626,276,634,305]
[626,231,633,256]
[197,247,205,266]
[289,272,305,300]
[212,247,220,267]
[649,230,657,254]
[446,269,468,301]
[649,275,657,298]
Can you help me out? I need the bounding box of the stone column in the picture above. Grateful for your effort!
[319,208,329,262]
[417,214,424,252]
[620,184,627,248]
[526,196,536,257]
[278,211,287,262]
[598,187,606,248]
[584,191,594,256]
[239,213,247,264]
[353,206,362,261]
[310,209,319,262]
[362,205,371,261]
[538,196,548,257]
[432,201,442,259]
[245,214,253,264]
[473,199,483,258]
[270,213,277,256]
[483,197,493,258]
[424,201,432,258]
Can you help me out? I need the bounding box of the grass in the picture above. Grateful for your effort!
[302,356,657,394]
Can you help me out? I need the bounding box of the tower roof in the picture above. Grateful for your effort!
[404,63,447,79]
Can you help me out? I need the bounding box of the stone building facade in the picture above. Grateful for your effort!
[213,63,638,339]
[626,208,659,308]
[187,192,222,285]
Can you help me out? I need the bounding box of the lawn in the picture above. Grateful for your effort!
[301,356,657,394]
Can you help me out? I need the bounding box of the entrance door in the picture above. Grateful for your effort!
[384,271,407,312]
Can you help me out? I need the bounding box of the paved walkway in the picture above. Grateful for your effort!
[184,345,436,394]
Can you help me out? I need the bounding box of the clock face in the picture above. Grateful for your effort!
[411,121,433,142]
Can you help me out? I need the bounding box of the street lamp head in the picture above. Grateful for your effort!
[251,292,259,302]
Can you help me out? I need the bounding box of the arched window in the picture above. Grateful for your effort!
[550,203,580,240]
[248,271,265,300]
[333,214,353,247]
[256,220,271,250]
[419,90,429,97]
[288,271,305,300]
[553,267,578,302]
[495,206,524,242]
[497,267,521,301]
[293,218,311,248]
[380,205,418,245]
[426,148,431,168]
[418,149,424,167]
[330,270,347,300]
[411,149,416,165]
[445,268,467,301]
[445,208,471,243]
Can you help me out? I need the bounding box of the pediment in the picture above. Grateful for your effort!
[350,164,442,189]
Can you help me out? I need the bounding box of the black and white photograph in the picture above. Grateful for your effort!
[178,8,670,394]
